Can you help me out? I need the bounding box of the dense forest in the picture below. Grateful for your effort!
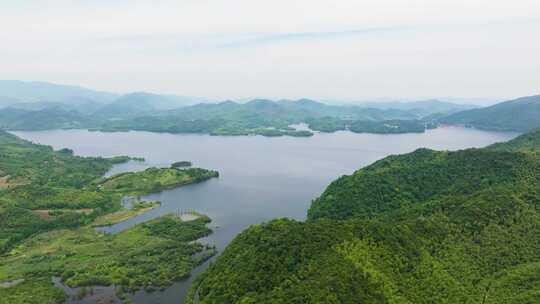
[0,131,219,303]
[190,129,540,304]
[0,130,130,253]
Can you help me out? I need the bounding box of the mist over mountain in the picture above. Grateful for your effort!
[0,81,537,137]
[0,80,118,104]
[6,99,104,113]
[94,92,213,119]
[0,80,537,137]
[0,107,100,131]
[0,81,212,112]
[0,96,20,108]
[356,99,478,115]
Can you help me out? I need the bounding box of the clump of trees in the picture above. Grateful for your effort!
[171,161,192,168]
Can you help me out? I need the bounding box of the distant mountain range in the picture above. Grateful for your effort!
[0,107,101,131]
[0,80,117,104]
[440,95,540,132]
[0,80,537,135]
[355,99,478,116]
[0,80,212,111]
[93,92,189,118]
[0,97,454,135]
[0,80,476,115]
[165,98,426,121]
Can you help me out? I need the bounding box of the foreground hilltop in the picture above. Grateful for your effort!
[191,129,540,304]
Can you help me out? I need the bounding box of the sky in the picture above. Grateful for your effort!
[0,0,539,102]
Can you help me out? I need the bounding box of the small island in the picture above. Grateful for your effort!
[171,161,192,168]
[99,167,219,195]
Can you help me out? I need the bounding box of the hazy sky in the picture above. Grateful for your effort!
[1,0,539,101]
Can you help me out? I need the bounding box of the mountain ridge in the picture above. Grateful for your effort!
[440,94,540,132]
[190,129,540,304]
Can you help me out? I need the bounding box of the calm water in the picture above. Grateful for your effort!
[13,127,518,304]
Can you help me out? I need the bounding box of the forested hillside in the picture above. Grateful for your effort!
[0,131,220,303]
[0,107,101,130]
[0,130,131,252]
[489,129,540,153]
[191,129,540,304]
[440,95,540,132]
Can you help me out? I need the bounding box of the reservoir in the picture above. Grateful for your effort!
[14,127,517,303]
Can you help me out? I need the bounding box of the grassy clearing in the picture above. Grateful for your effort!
[100,167,218,195]
[32,209,93,220]
[92,201,160,227]
[0,278,65,304]
[0,176,25,190]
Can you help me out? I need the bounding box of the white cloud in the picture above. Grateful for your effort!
[0,0,539,100]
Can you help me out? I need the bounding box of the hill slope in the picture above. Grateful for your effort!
[440,95,540,132]
[191,129,540,304]
[488,128,540,153]
[94,92,209,118]
[0,107,101,130]
[358,99,477,116]
[0,131,223,303]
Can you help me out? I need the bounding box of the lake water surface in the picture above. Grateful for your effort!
[14,127,518,304]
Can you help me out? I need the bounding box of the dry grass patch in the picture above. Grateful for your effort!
[32,209,94,220]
